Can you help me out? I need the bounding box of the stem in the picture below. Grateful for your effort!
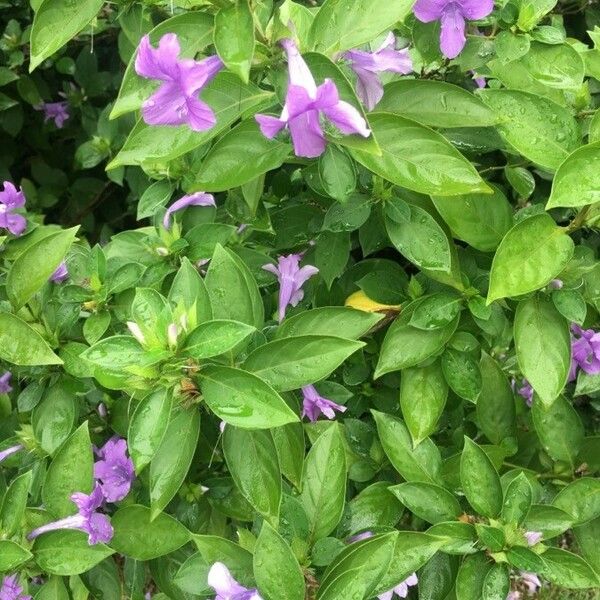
[566,205,591,233]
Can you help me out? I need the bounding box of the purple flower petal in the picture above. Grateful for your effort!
[163,191,216,229]
[413,0,447,22]
[35,101,69,128]
[352,66,384,112]
[301,384,347,422]
[1,575,31,600]
[94,437,135,502]
[0,443,23,464]
[459,0,494,20]
[440,4,467,59]
[207,562,264,600]
[135,33,181,81]
[0,181,26,209]
[50,261,69,283]
[0,371,13,394]
[288,110,327,159]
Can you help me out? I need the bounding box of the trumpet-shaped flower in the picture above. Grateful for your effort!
[135,34,223,131]
[207,562,263,600]
[256,39,370,158]
[36,101,69,128]
[0,444,23,464]
[163,192,215,229]
[569,324,600,381]
[50,262,69,283]
[413,0,494,59]
[94,437,135,502]
[301,385,347,422]
[0,181,26,236]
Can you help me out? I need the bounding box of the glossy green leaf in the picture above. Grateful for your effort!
[0,540,32,571]
[482,563,510,600]
[214,2,254,83]
[271,423,305,490]
[501,472,532,525]
[169,257,213,326]
[552,478,600,526]
[0,471,32,537]
[523,504,573,540]
[389,482,461,524]
[540,548,599,589]
[184,320,255,359]
[318,145,356,202]
[455,553,492,600]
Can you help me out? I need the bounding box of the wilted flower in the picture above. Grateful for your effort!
[0,575,31,600]
[344,32,413,111]
[50,261,69,283]
[378,573,418,600]
[262,253,319,322]
[524,531,542,546]
[207,562,263,600]
[35,101,69,128]
[301,384,347,422]
[28,484,113,545]
[413,0,494,59]
[255,39,370,158]
[0,444,23,464]
[163,192,215,229]
[135,33,224,131]
[569,324,600,381]
[94,437,135,502]
[0,371,12,394]
[0,181,26,236]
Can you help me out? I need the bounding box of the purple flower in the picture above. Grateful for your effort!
[255,39,370,158]
[207,562,263,600]
[0,181,26,236]
[301,384,347,422]
[347,530,374,543]
[517,380,533,407]
[135,34,223,131]
[569,324,600,381]
[262,254,319,322]
[163,192,215,229]
[28,484,113,545]
[413,0,494,59]
[378,573,418,600]
[471,71,486,88]
[35,101,69,128]
[0,575,31,600]
[344,32,413,111]
[50,261,69,283]
[521,571,542,594]
[0,371,12,394]
[550,279,563,290]
[525,531,542,546]
[94,437,135,502]
[0,444,23,464]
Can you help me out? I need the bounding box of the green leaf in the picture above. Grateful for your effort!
[32,531,114,575]
[431,185,513,253]
[318,145,357,202]
[478,89,580,170]
[375,300,459,377]
[427,521,478,555]
[35,576,70,600]
[460,438,503,518]
[552,478,600,526]
[501,473,532,525]
[410,292,462,330]
[137,180,173,221]
[378,80,497,128]
[243,335,364,392]
[214,2,254,83]
[254,522,305,600]
[523,504,573,540]
[547,142,600,208]
[111,505,191,560]
[323,193,371,232]
[43,422,93,517]
[0,312,61,366]
[184,320,255,359]
[372,411,442,484]
[573,517,600,574]
[487,214,574,303]
[271,423,304,490]
[7,226,78,309]
[128,389,173,473]
[206,244,264,329]
[532,395,584,467]
[482,563,510,600]
[82,336,159,372]
[350,113,490,196]
[199,365,299,428]
[400,362,448,445]
[455,553,492,600]
[193,535,253,583]
[130,287,171,348]
[169,257,213,326]
[441,349,482,403]
[276,307,382,340]
[0,540,32,571]
[80,557,122,600]
[389,482,461,524]
[30,0,104,71]
[150,409,200,518]
[540,548,599,589]
[300,425,346,542]
[476,353,517,447]
[185,120,290,192]
[108,74,272,168]
[518,42,585,90]
[223,427,281,524]
[0,470,32,537]
[111,12,214,118]
[315,231,351,288]
[309,0,415,54]
[417,552,457,600]
[514,295,571,406]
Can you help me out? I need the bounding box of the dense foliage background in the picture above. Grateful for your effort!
[0,0,600,599]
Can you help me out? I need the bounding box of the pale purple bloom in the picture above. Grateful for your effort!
[569,324,600,381]
[0,575,31,600]
[0,181,26,236]
[94,437,135,502]
[550,279,563,290]
[163,192,215,229]
[344,32,413,111]
[262,253,319,322]
[28,484,113,545]
[0,444,23,464]
[97,403,107,418]
[471,71,486,88]
[35,101,69,128]
[255,39,370,158]
[167,323,179,348]
[522,572,542,594]
[301,384,347,422]
[50,261,68,283]
[506,593,520,600]
[347,530,374,543]
[207,562,263,600]
[517,380,533,407]
[525,531,542,546]
[0,371,12,394]
[135,34,224,131]
[413,0,494,59]
[378,573,418,600]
